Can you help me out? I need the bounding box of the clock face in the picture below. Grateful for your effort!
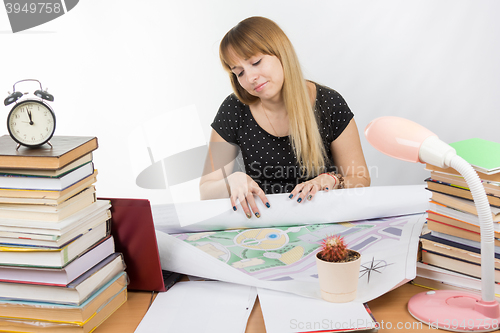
[7,100,56,147]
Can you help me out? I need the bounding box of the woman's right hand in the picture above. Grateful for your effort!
[227,172,269,218]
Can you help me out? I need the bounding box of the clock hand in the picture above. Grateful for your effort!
[27,109,34,125]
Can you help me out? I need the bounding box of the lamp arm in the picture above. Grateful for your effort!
[449,155,496,302]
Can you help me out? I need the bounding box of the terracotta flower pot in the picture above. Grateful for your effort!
[315,250,361,303]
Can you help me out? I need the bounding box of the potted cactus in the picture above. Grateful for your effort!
[315,234,361,303]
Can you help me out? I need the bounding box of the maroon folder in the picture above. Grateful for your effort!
[99,198,167,292]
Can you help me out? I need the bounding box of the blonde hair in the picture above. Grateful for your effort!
[219,16,326,178]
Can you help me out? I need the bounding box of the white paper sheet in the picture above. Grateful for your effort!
[135,281,257,333]
[152,185,430,233]
[257,288,376,333]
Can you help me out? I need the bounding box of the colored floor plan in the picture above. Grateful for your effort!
[174,214,420,283]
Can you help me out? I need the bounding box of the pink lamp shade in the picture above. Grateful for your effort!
[364,116,437,163]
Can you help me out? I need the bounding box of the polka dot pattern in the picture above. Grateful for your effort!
[211,83,353,194]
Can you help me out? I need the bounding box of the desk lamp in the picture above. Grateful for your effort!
[364,116,500,332]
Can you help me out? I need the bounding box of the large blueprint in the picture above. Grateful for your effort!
[153,185,429,302]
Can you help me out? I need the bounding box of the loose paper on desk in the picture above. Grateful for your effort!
[134,281,257,333]
[258,288,376,333]
[154,185,429,302]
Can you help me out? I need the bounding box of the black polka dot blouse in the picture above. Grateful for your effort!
[211,82,354,194]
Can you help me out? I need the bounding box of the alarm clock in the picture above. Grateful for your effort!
[4,79,56,149]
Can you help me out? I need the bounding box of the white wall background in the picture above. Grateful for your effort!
[1,0,499,205]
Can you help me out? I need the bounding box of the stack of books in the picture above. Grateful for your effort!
[414,138,500,298]
[0,135,127,333]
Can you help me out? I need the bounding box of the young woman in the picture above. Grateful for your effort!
[200,16,370,218]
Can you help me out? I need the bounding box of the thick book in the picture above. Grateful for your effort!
[0,205,110,248]
[0,185,96,206]
[0,162,94,190]
[0,199,111,233]
[429,230,500,254]
[429,171,500,197]
[430,191,500,221]
[421,249,500,283]
[413,263,500,300]
[429,200,500,224]
[420,232,500,270]
[0,185,95,213]
[426,179,500,208]
[0,153,92,177]
[0,212,109,248]
[0,289,126,333]
[0,170,97,200]
[0,272,127,323]
[425,164,500,183]
[0,236,115,285]
[0,135,98,170]
[0,253,125,305]
[0,223,110,268]
[0,186,96,212]
[426,217,500,247]
[427,211,500,236]
[0,186,96,222]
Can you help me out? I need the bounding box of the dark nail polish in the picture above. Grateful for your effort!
[307,195,312,201]
[325,187,329,191]
[297,198,302,203]
[246,213,252,219]
[265,202,270,208]
[233,206,237,211]
[255,212,260,218]
[289,194,293,199]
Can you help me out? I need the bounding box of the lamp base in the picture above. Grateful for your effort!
[408,290,500,332]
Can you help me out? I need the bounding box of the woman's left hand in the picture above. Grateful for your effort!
[289,173,337,203]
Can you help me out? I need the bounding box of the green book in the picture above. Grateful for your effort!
[450,138,500,175]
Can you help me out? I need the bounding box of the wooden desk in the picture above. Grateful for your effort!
[94,282,445,332]
[94,291,153,333]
